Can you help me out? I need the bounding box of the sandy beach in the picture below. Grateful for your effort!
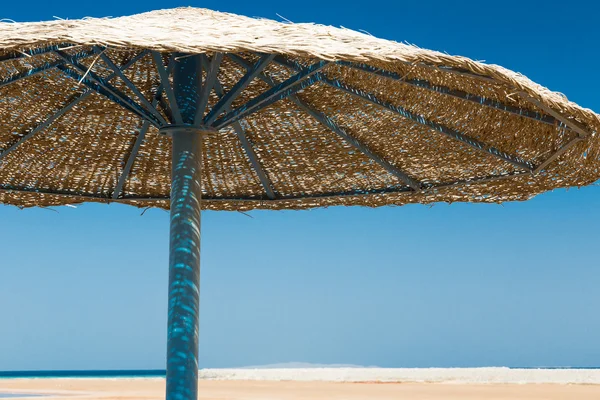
[2,378,600,400]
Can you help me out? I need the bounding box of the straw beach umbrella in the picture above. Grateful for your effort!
[1,6,599,399]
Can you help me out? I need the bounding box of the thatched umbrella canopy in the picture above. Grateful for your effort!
[1,7,598,210]
[1,7,598,400]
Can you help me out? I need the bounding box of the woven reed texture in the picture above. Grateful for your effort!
[0,8,598,211]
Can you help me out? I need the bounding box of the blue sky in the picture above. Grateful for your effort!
[0,0,599,370]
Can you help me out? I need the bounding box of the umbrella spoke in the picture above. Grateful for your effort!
[56,65,160,127]
[152,56,177,123]
[0,50,147,163]
[332,60,562,129]
[203,53,275,126]
[331,58,593,139]
[274,55,534,172]
[322,75,534,172]
[113,55,175,199]
[152,52,184,125]
[113,54,186,199]
[228,54,422,192]
[211,60,328,129]
[533,131,585,175]
[515,91,592,138]
[293,100,423,191]
[401,62,498,85]
[0,59,65,89]
[0,43,76,63]
[54,50,162,127]
[0,92,91,162]
[194,53,223,125]
[119,50,151,71]
[230,121,277,200]
[95,47,168,126]
[112,120,152,199]
[200,56,277,200]
[0,49,94,89]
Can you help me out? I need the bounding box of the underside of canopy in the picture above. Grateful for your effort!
[0,9,599,211]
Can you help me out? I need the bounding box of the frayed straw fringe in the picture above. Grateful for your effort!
[0,7,597,127]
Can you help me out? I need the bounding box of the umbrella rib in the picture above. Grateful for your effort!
[0,92,91,161]
[153,57,177,123]
[0,51,147,163]
[112,54,176,199]
[320,75,534,172]
[112,119,152,199]
[274,56,533,172]
[0,60,63,89]
[211,60,329,130]
[330,60,562,129]
[152,52,183,125]
[515,91,592,138]
[351,56,594,137]
[0,171,528,202]
[54,51,161,127]
[230,122,277,200]
[0,43,72,63]
[403,63,499,85]
[298,102,422,191]
[532,134,585,175]
[95,48,168,126]
[405,57,593,137]
[114,56,186,200]
[227,54,421,191]
[56,66,159,126]
[337,60,594,137]
[194,53,223,125]
[204,53,275,126]
[200,56,276,199]
[119,50,151,71]
[340,57,594,137]
[0,49,94,90]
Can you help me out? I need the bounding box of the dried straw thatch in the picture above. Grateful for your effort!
[0,7,598,210]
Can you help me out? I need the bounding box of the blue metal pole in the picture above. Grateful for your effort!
[163,55,204,400]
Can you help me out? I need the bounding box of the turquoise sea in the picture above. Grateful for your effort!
[0,370,167,379]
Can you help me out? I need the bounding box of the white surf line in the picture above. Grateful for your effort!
[198,368,600,384]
